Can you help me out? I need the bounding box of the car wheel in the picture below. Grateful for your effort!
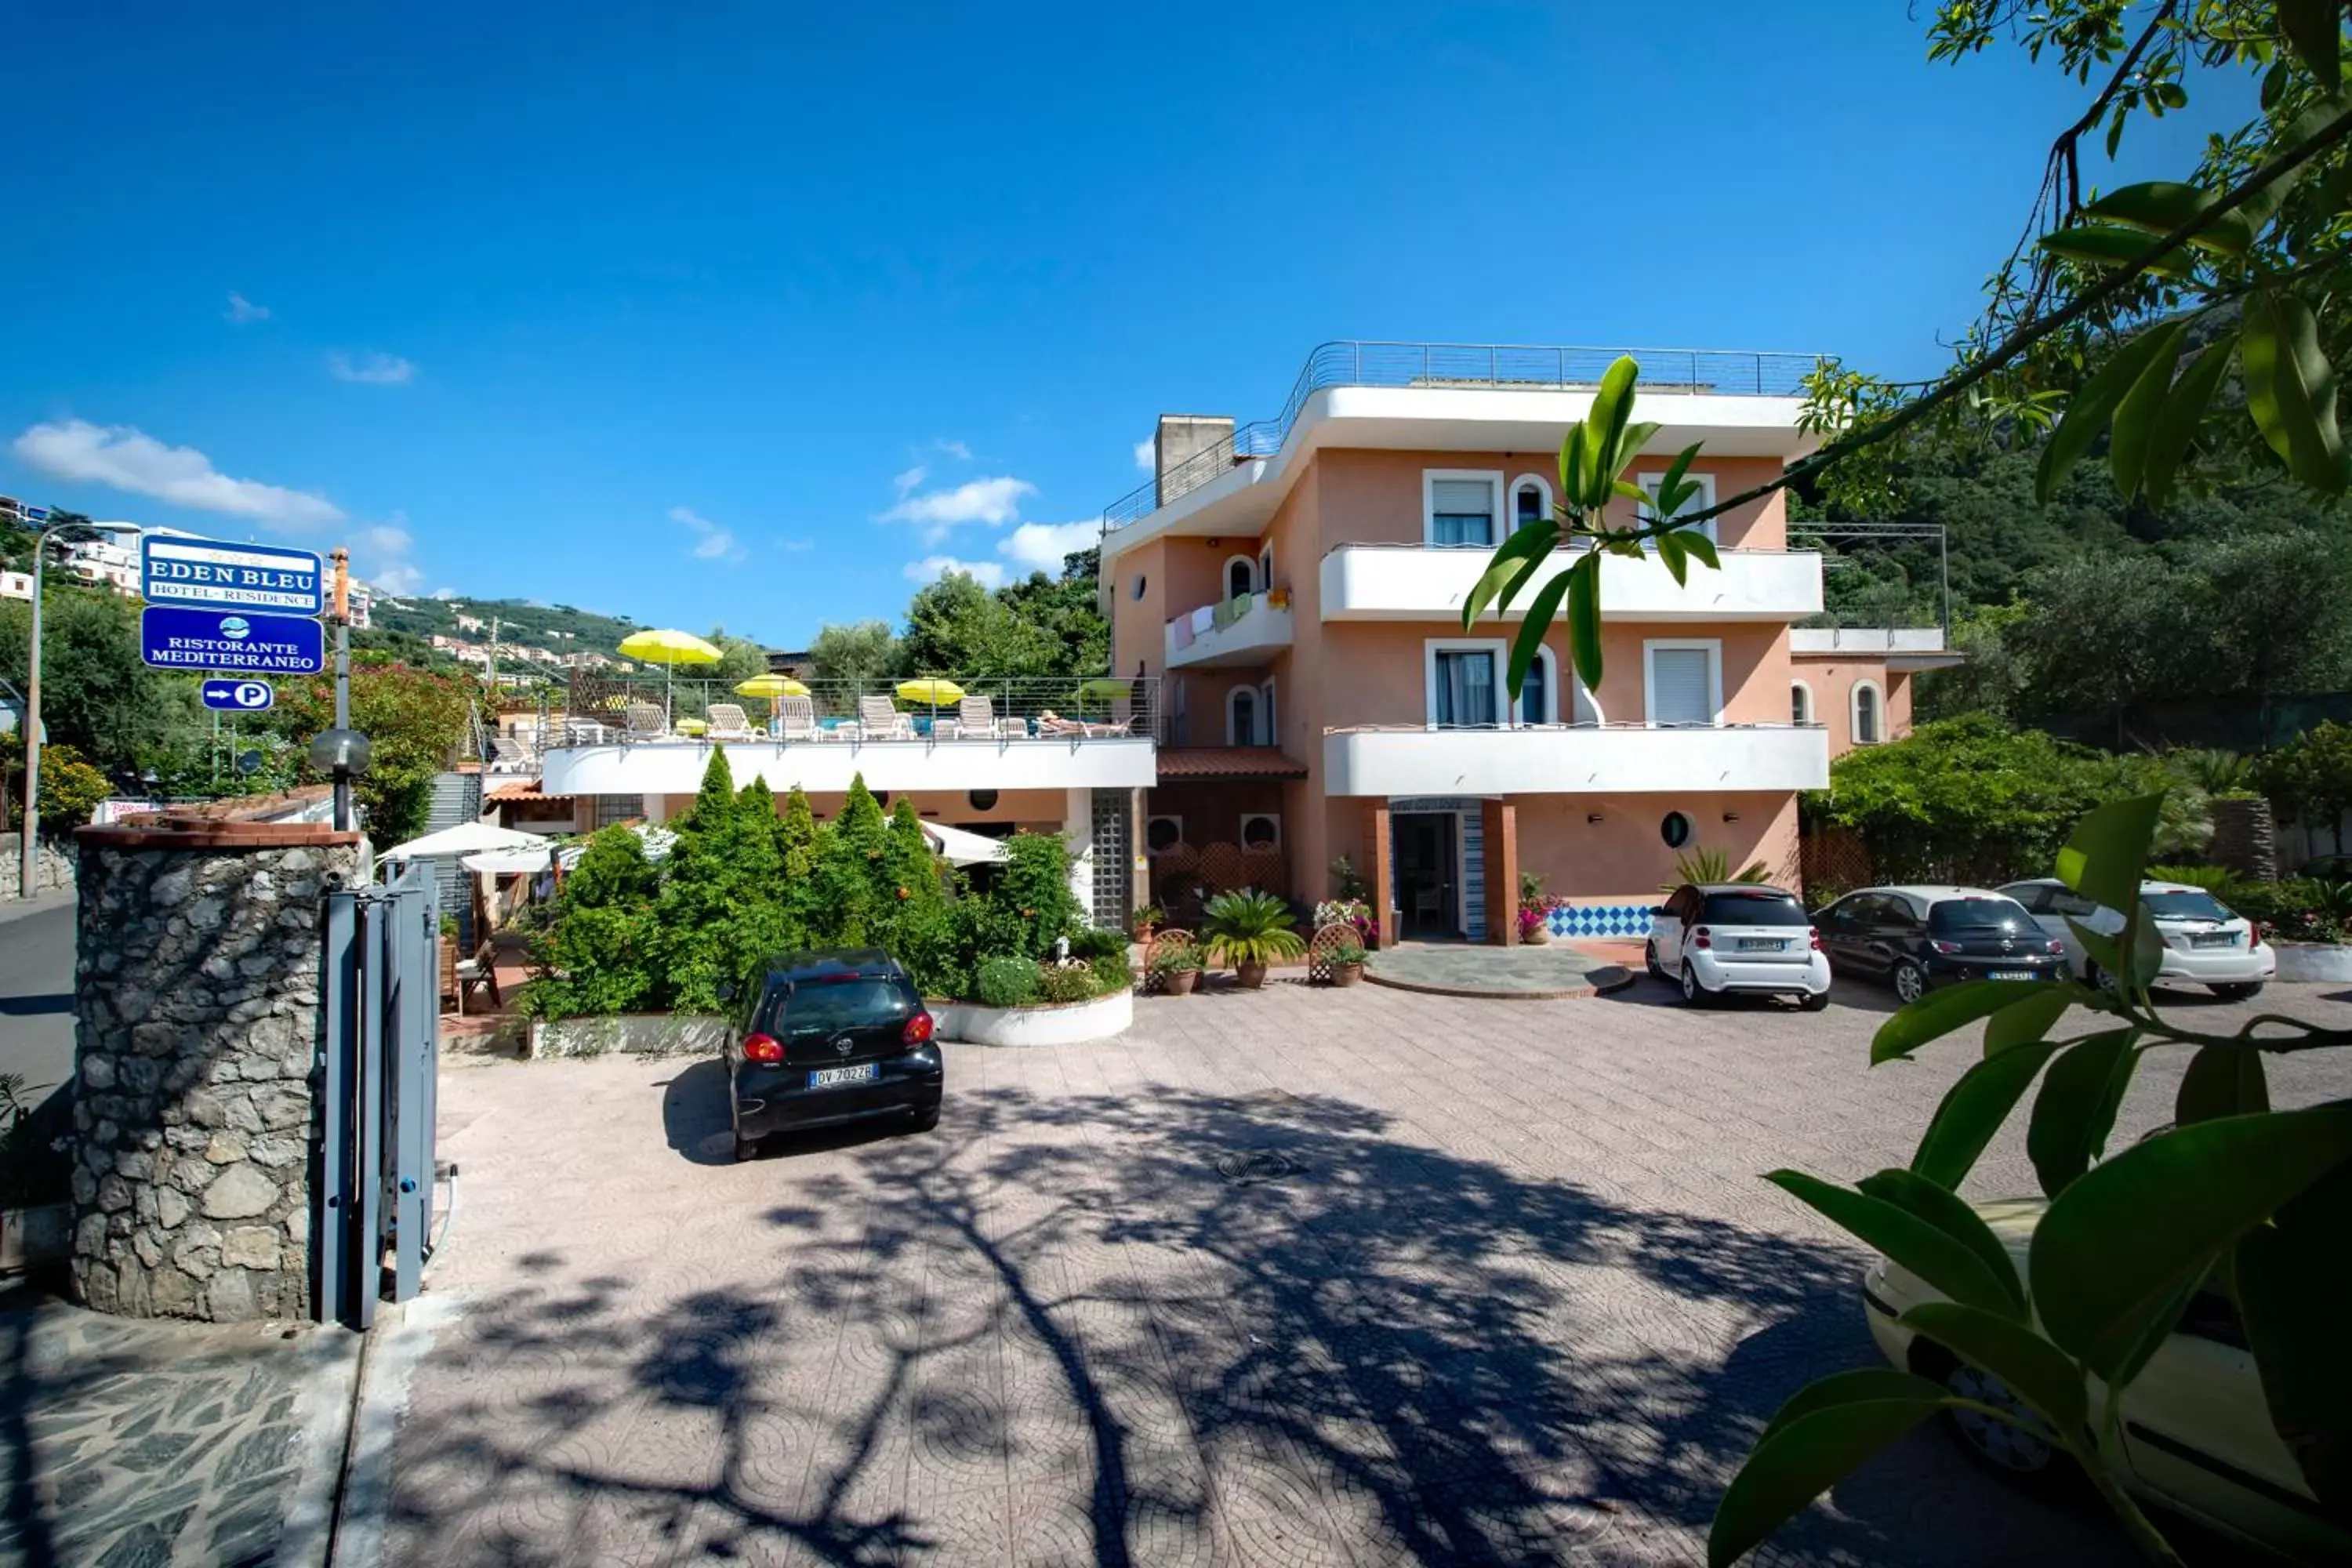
[1932,1356,2074,1493]
[1799,989,1830,1013]
[732,1133,762,1163]
[2212,981,2265,1001]
[1646,940,1666,982]
[1893,960,1928,1005]
[1681,964,1710,1007]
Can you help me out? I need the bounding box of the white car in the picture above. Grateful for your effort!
[1866,1199,2349,1560]
[1645,882,1832,1008]
[1999,877,2275,999]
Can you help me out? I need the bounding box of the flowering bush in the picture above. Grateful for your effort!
[1516,894,1569,941]
[1314,898,1377,943]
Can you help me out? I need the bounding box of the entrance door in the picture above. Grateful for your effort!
[1392,812,1460,938]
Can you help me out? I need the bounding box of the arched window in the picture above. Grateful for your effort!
[1852,681,1884,746]
[1225,555,1257,601]
[1791,681,1814,726]
[1228,684,1258,746]
[1512,475,1552,534]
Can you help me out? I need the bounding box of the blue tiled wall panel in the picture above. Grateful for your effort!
[1547,903,1657,939]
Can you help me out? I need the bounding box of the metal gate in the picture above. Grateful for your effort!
[319,864,440,1329]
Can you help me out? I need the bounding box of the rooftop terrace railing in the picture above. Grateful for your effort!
[533,671,1165,750]
[1101,339,1826,532]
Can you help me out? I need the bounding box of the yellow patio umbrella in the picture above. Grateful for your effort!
[735,673,809,729]
[617,629,722,723]
[895,677,965,707]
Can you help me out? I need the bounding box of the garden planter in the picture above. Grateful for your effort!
[1521,926,1551,946]
[933,987,1132,1047]
[1329,961,1363,987]
[1161,969,1199,996]
[2269,941,2352,984]
[1236,960,1268,989]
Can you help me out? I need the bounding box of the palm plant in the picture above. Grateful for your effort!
[1198,889,1305,987]
[2167,746,2256,796]
[1667,846,1770,887]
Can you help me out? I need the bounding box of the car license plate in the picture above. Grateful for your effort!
[1737,937,1787,951]
[2190,932,2236,949]
[808,1062,880,1090]
[1989,970,2038,982]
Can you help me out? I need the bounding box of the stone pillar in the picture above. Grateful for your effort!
[1155,415,1235,509]
[70,818,364,1321]
[1482,800,1519,947]
[1362,803,1394,950]
[2209,797,2278,884]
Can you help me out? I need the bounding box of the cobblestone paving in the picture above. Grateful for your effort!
[0,1298,348,1566]
[387,978,2352,1566]
[1364,942,1625,995]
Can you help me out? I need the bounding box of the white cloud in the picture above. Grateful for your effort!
[935,438,972,462]
[1133,437,1154,472]
[11,419,344,526]
[775,538,815,553]
[892,464,927,496]
[361,522,412,556]
[905,555,1006,589]
[880,474,1034,527]
[431,586,458,600]
[328,351,417,386]
[224,292,270,324]
[372,562,426,595]
[669,504,745,563]
[1000,520,1101,573]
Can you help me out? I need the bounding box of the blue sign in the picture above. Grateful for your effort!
[201,678,275,712]
[141,607,325,674]
[141,535,324,615]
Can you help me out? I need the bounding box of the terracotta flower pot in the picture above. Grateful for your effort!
[1236,960,1268,989]
[1162,967,1199,996]
[1330,961,1363,987]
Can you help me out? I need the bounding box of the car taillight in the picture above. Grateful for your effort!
[1808,926,1822,951]
[1930,938,1962,954]
[1690,926,1711,949]
[742,1033,783,1065]
[2249,924,2265,949]
[903,1011,935,1046]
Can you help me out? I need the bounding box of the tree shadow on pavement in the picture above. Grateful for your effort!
[388,1077,2140,1566]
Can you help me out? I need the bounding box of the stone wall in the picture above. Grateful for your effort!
[71,819,364,1321]
[0,834,74,898]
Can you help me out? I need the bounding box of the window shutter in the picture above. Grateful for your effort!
[1650,649,1715,726]
[1432,478,1494,517]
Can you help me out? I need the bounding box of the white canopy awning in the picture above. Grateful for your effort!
[381,820,546,860]
[922,820,1009,867]
[462,848,554,876]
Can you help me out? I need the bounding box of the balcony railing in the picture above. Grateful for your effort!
[1101,338,1825,531]
[532,672,1164,752]
[1321,720,1830,797]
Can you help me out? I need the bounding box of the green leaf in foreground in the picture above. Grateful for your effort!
[1766,1170,2022,1317]
[2235,1160,2352,1509]
[2032,1103,2352,1381]
[2027,1031,2141,1198]
[2174,1044,2268,1125]
[1858,1167,2027,1317]
[2053,794,2162,914]
[2243,289,2347,493]
[1709,1393,1950,1567]
[2038,334,2190,505]
[1910,1041,2062,1189]
[1872,979,2059,1065]
[1898,1301,2088,1433]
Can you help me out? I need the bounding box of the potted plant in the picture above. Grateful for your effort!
[438,913,461,1006]
[1150,940,1203,996]
[1200,889,1305,989]
[1327,934,1366,986]
[1132,903,1166,944]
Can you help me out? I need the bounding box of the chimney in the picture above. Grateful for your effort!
[1155,415,1235,510]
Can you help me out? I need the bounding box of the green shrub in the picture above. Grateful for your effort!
[653,750,790,1011]
[1199,889,1305,970]
[975,954,1040,1007]
[2147,863,2232,891]
[1149,940,1203,973]
[963,831,1084,961]
[1069,926,1128,962]
[517,825,664,1019]
[1087,947,1132,993]
[1036,964,1102,1004]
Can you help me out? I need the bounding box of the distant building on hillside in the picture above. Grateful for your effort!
[455,612,485,633]
[346,579,374,630]
[765,648,815,679]
[62,529,143,597]
[1,570,31,601]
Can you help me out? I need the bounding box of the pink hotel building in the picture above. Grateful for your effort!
[1102,341,1954,946]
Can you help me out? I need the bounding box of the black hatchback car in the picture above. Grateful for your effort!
[728,949,943,1161]
[1812,885,2067,1004]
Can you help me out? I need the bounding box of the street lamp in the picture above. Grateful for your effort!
[18,517,142,898]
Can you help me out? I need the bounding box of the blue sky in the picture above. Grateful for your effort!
[0,2,2241,648]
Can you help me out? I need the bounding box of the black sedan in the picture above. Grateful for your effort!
[727,949,944,1161]
[1813,886,2067,1004]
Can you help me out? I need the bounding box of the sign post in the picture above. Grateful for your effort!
[331,550,352,832]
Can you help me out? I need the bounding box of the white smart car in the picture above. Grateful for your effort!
[1998,877,2276,1000]
[1866,1198,2349,1560]
[1646,882,1832,1008]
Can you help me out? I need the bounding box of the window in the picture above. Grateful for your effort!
[1241,813,1281,851]
[1425,470,1502,547]
[1643,641,1722,727]
[1852,680,1884,745]
[1929,897,2037,935]
[1661,811,1692,848]
[1258,543,1273,593]
[1518,646,1554,725]
[1791,681,1813,726]
[1228,684,1258,746]
[1131,575,1146,601]
[1428,644,1501,727]
[1225,554,1257,601]
[1146,815,1183,853]
[967,789,1000,811]
[1701,890,1809,926]
[1261,678,1278,743]
[1638,472,1717,543]
[1512,475,1552,532]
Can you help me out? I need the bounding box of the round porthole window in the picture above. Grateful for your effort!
[1131,575,1147,601]
[1146,816,1182,853]
[875,791,891,808]
[967,789,999,811]
[1661,811,1692,848]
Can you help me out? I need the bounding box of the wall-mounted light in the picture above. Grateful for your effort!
[1722,811,1740,823]
[1585,812,1604,824]
[1205,538,1221,548]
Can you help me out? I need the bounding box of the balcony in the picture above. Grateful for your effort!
[1321,723,1828,798]
[1319,545,1822,623]
[1165,590,1294,669]
[1788,626,1961,670]
[533,673,1161,798]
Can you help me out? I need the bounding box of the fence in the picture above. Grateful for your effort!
[318,862,441,1330]
[536,673,1166,749]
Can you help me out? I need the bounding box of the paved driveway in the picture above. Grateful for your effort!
[386,978,2352,1566]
